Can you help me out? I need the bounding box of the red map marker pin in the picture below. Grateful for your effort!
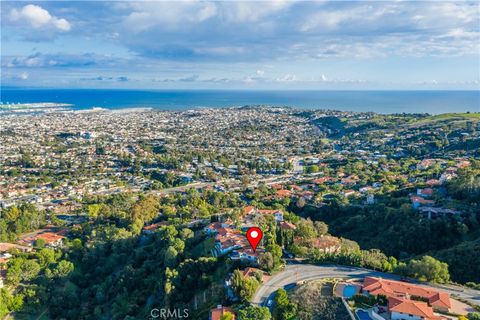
[246,227,263,252]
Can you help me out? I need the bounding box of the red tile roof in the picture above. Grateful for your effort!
[143,221,168,231]
[210,306,235,320]
[276,189,292,197]
[241,267,269,282]
[35,232,65,244]
[388,297,443,320]
[419,188,434,195]
[280,221,296,230]
[410,196,435,205]
[363,277,451,310]
[243,206,256,215]
[313,177,330,184]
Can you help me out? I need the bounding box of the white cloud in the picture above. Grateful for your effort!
[124,2,218,32]
[218,1,291,23]
[20,72,29,80]
[10,4,71,32]
[243,76,256,84]
[256,70,265,76]
[276,74,297,82]
[114,1,479,61]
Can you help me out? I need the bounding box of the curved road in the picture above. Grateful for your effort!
[252,264,480,307]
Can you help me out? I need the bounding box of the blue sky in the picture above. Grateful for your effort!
[1,1,479,89]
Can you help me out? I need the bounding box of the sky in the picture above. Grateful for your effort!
[1,0,480,90]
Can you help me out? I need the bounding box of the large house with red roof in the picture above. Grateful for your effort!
[19,232,65,248]
[362,277,451,320]
[212,227,246,256]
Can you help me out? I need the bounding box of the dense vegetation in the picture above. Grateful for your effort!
[302,166,480,283]
[0,204,49,242]
[1,191,244,319]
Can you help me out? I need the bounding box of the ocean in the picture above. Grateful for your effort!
[1,89,479,114]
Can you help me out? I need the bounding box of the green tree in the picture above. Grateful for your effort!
[398,255,450,283]
[7,258,41,284]
[275,288,297,320]
[164,246,178,268]
[230,269,260,301]
[237,305,271,320]
[52,260,74,278]
[35,238,46,249]
[220,311,235,320]
[37,248,56,267]
[305,165,319,174]
[468,313,480,320]
[295,219,317,240]
[259,252,274,272]
[0,288,24,318]
[314,221,328,236]
[266,243,282,270]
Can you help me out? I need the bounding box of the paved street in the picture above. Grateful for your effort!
[252,264,480,307]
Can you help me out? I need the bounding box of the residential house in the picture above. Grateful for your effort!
[417,159,436,170]
[257,209,283,222]
[313,177,331,185]
[410,196,435,209]
[417,188,433,197]
[230,247,261,263]
[19,232,65,248]
[204,221,233,235]
[142,221,168,234]
[280,221,296,231]
[359,186,373,193]
[241,267,269,282]
[242,206,256,216]
[389,297,445,320]
[426,179,442,187]
[362,277,451,315]
[212,227,248,257]
[210,305,235,320]
[275,189,292,198]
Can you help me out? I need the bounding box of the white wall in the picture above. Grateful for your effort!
[391,311,422,320]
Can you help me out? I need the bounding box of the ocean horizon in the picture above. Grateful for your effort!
[1,88,479,114]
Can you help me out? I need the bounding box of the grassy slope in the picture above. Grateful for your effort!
[409,113,480,126]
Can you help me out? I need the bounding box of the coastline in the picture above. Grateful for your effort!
[1,89,478,114]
